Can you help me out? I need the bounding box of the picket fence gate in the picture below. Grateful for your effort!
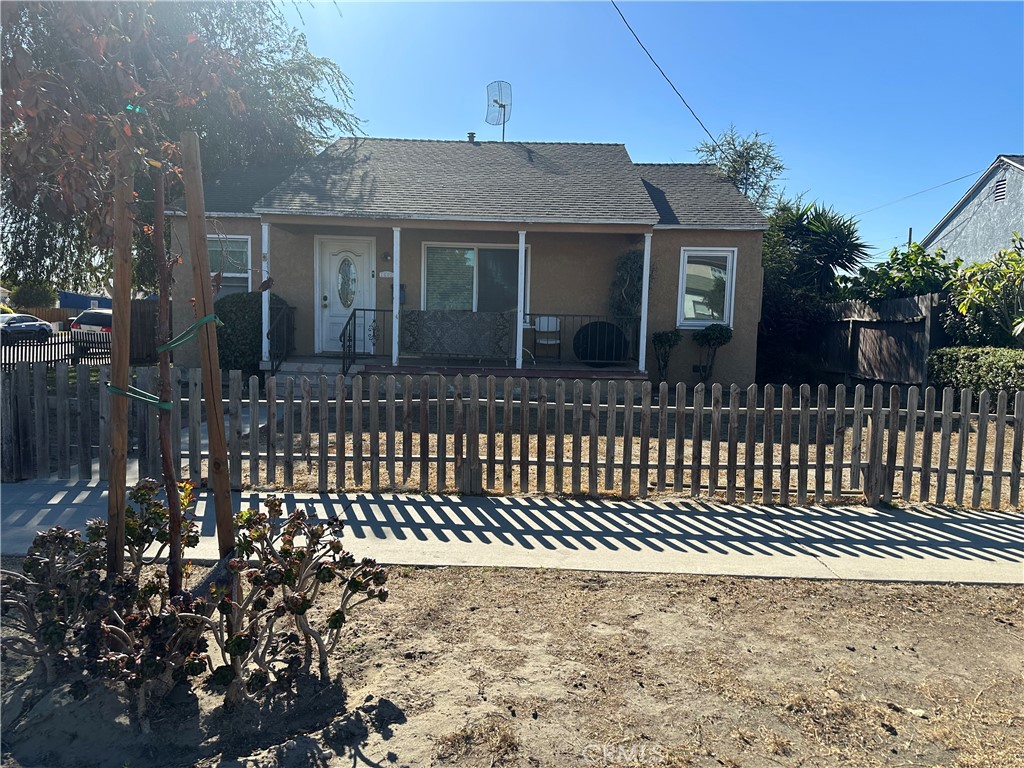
[1,363,1020,510]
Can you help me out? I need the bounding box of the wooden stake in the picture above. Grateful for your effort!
[106,155,134,576]
[181,132,234,559]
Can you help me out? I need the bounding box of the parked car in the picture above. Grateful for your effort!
[0,313,53,343]
[70,308,113,355]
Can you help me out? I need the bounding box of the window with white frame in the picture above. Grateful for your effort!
[676,247,736,328]
[422,244,529,313]
[207,235,250,296]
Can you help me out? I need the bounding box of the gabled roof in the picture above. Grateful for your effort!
[921,154,1024,247]
[636,163,769,230]
[194,163,297,216]
[254,137,660,225]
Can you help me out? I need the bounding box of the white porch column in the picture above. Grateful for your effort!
[392,227,401,366]
[638,232,652,374]
[260,222,270,363]
[515,230,526,369]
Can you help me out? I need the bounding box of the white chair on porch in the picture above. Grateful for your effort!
[533,316,561,362]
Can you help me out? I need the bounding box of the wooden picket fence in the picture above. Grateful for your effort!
[1,363,1021,510]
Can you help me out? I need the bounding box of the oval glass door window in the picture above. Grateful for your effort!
[337,255,357,308]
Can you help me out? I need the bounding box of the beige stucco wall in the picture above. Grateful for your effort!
[255,225,637,358]
[169,215,263,369]
[647,229,764,387]
[171,216,764,386]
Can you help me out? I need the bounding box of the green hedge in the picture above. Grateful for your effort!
[927,346,1024,394]
[214,291,287,378]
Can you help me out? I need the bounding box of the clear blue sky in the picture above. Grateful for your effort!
[283,1,1023,263]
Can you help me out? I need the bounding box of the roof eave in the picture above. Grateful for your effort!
[921,156,1021,246]
[252,208,659,226]
[654,223,769,231]
[165,210,260,218]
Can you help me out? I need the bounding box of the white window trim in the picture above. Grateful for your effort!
[420,241,531,314]
[206,234,253,290]
[676,246,737,329]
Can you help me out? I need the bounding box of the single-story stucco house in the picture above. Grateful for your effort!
[169,136,767,386]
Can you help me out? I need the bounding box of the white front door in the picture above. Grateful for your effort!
[318,237,374,354]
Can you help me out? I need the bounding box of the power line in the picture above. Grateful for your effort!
[609,0,720,151]
[852,169,985,217]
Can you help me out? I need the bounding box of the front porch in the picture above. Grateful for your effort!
[266,305,645,379]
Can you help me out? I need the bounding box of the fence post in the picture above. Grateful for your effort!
[504,377,515,494]
[229,370,242,490]
[709,383,722,497]
[954,388,972,506]
[991,390,1007,510]
[689,383,703,497]
[1,371,16,481]
[1010,390,1023,509]
[815,383,827,503]
[34,363,49,479]
[971,390,990,509]
[762,384,775,503]
[726,384,739,504]
[797,384,810,505]
[467,375,482,494]
[98,366,111,481]
[744,383,758,504]
[883,385,901,504]
[865,384,885,505]
[15,363,33,480]
[76,364,92,480]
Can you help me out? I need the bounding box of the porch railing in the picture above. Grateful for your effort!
[267,300,295,375]
[340,308,392,375]
[523,313,640,368]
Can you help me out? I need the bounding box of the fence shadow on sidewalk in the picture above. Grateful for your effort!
[3,482,1021,566]
[230,492,1024,565]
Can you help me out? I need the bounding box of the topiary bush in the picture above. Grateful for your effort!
[651,330,682,385]
[214,291,286,377]
[693,323,733,383]
[927,347,1024,394]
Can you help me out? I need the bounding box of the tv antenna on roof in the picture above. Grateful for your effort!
[485,80,512,141]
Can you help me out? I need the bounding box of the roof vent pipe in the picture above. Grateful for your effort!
[467,132,476,143]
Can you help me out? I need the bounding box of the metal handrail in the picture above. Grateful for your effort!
[266,302,294,375]
[339,311,357,376]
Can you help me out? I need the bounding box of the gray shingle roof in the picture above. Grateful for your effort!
[1000,154,1024,168]
[255,138,660,225]
[636,163,768,230]
[195,164,297,214]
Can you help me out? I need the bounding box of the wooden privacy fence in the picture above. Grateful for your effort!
[2,363,1021,510]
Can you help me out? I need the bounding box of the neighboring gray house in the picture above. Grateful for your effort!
[921,154,1024,263]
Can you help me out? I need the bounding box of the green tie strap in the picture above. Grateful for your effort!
[156,313,224,354]
[106,383,173,410]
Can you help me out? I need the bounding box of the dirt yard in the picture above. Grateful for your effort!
[3,563,1022,768]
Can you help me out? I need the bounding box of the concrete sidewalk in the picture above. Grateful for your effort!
[1,479,1022,584]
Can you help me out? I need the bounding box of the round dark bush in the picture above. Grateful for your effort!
[214,292,287,377]
[573,321,629,367]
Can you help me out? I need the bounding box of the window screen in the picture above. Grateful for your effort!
[424,247,474,310]
[477,248,518,312]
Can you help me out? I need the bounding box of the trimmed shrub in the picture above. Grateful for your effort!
[214,291,286,377]
[927,347,1024,394]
